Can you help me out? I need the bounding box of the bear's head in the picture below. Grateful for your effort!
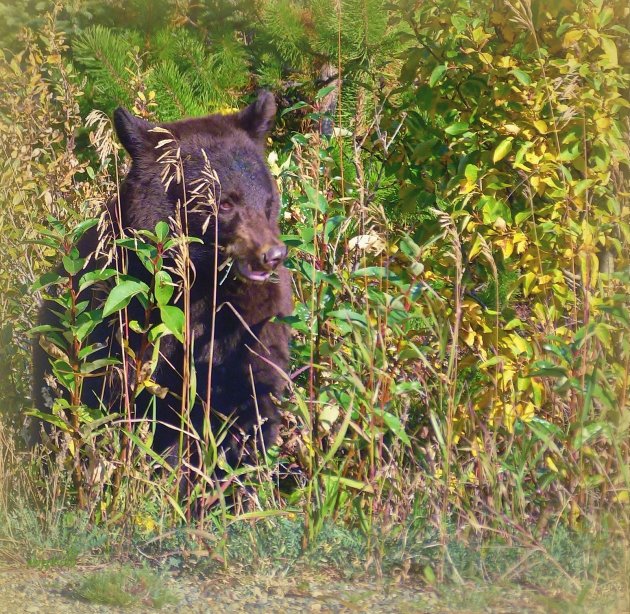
[113,91,286,282]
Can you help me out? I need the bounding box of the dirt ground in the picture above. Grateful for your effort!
[0,566,426,613]
[1,565,628,614]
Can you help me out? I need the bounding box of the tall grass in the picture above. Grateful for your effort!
[0,2,627,598]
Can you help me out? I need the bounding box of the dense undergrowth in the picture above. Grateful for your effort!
[0,0,628,599]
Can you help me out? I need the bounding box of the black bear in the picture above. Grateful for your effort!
[32,91,292,473]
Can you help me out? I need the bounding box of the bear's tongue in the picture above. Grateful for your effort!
[236,261,271,282]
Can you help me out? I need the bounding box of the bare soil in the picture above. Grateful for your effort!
[0,565,626,613]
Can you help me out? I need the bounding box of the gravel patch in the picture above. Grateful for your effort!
[0,566,433,613]
[1,565,625,613]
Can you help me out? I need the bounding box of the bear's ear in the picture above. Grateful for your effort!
[113,107,156,159]
[236,91,276,143]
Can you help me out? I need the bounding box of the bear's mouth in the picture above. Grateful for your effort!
[235,260,272,282]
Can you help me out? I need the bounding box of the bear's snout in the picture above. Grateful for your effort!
[227,212,287,282]
[262,244,287,270]
[234,240,286,282]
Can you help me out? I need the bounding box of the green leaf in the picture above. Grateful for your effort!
[480,196,511,224]
[80,358,119,373]
[160,305,185,342]
[62,255,86,275]
[29,324,63,335]
[319,474,374,494]
[154,270,174,306]
[573,423,607,449]
[78,343,107,360]
[301,181,328,213]
[511,69,531,86]
[375,409,411,446]
[25,409,70,432]
[429,64,447,87]
[444,122,469,136]
[493,138,513,163]
[155,221,170,242]
[522,271,537,297]
[464,164,478,182]
[32,271,62,292]
[70,218,99,242]
[526,365,568,378]
[315,84,337,100]
[102,280,149,317]
[327,309,368,327]
[479,356,504,368]
[527,416,564,439]
[514,210,532,225]
[574,178,592,196]
[352,266,399,280]
[78,268,117,293]
[74,311,103,342]
[281,101,309,117]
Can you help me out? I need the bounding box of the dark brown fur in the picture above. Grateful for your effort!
[32,92,292,468]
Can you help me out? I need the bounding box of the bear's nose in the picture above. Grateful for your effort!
[262,245,287,270]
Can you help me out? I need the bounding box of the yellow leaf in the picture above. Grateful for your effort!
[596,116,611,131]
[503,403,516,433]
[516,402,535,422]
[510,333,530,356]
[514,232,528,254]
[472,27,490,44]
[525,151,542,165]
[600,37,618,66]
[546,456,559,473]
[533,120,548,134]
[496,236,514,259]
[581,218,593,246]
[493,138,513,163]
[134,513,157,533]
[522,271,536,297]
[463,327,477,347]
[563,29,584,46]
[541,176,561,189]
[468,233,484,260]
[503,364,516,384]
[460,180,477,195]
[589,253,599,288]
[531,379,544,407]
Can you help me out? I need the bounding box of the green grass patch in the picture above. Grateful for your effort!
[75,566,179,609]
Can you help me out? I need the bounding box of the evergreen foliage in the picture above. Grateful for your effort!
[73,25,143,109]
[47,0,400,128]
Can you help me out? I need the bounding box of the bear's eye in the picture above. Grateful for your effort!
[219,201,234,213]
